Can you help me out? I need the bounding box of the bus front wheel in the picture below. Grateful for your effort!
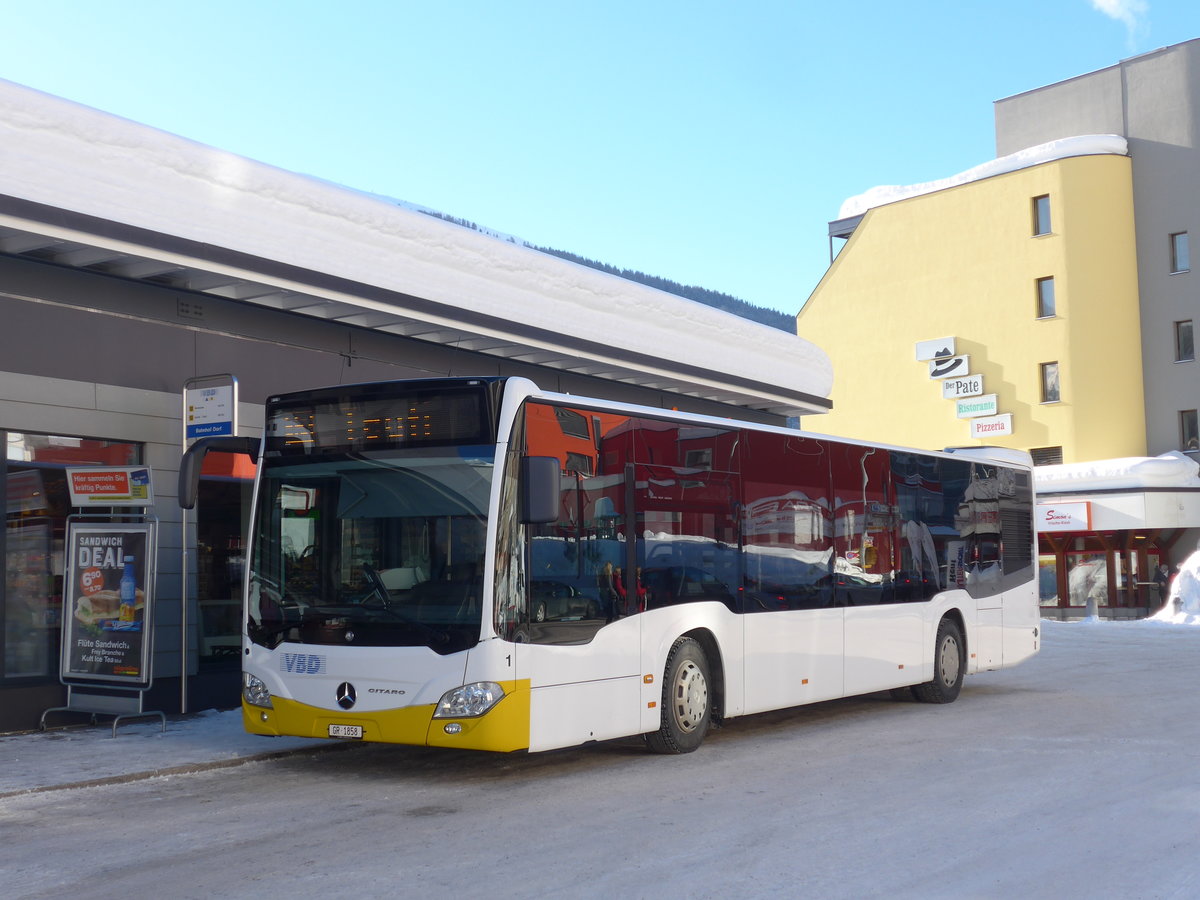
[646,637,711,754]
[912,618,964,703]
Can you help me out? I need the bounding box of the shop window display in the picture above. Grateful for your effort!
[4,433,141,679]
[1066,551,1108,609]
[1038,554,1059,606]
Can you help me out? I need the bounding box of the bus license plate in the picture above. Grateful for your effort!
[328,724,363,739]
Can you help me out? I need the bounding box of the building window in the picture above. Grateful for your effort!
[1171,232,1190,273]
[1181,410,1199,451]
[1176,320,1195,362]
[1031,446,1064,466]
[553,407,590,439]
[1040,362,1060,403]
[1036,277,1056,318]
[564,451,593,476]
[1033,195,1052,236]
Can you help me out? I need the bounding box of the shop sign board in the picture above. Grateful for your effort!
[61,523,154,687]
[970,414,1013,439]
[928,354,969,380]
[1037,502,1092,532]
[956,394,998,419]
[942,374,984,399]
[66,466,154,507]
[915,337,956,362]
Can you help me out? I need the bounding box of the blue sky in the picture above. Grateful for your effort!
[1,1,1197,315]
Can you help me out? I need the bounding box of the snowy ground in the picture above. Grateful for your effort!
[1,616,1198,899]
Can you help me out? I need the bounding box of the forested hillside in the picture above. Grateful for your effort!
[412,208,795,332]
[529,246,795,332]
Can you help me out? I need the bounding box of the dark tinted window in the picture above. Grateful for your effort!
[515,402,634,645]
[636,461,739,614]
[828,443,893,606]
[740,431,833,611]
[510,404,1036,626]
[892,452,968,601]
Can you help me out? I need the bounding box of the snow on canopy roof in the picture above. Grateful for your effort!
[1034,451,1200,494]
[838,134,1129,220]
[0,78,832,416]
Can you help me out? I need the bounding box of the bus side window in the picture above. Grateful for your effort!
[830,444,894,606]
[740,430,833,611]
[519,400,634,644]
[634,462,739,613]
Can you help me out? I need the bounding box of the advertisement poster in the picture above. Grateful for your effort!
[61,523,154,686]
[66,466,154,508]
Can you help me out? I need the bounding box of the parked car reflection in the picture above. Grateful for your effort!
[529,579,599,622]
[642,566,736,611]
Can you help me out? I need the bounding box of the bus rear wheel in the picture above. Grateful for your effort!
[912,618,964,703]
[646,637,711,754]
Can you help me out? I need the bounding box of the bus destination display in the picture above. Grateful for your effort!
[267,390,487,453]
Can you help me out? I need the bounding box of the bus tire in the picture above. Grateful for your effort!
[912,618,964,704]
[646,637,711,754]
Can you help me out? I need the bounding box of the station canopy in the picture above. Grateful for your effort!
[0,79,832,419]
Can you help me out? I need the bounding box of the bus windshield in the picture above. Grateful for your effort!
[247,446,494,655]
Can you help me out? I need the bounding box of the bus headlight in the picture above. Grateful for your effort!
[242,672,274,709]
[433,682,504,718]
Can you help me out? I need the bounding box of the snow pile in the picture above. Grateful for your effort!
[1153,547,1200,625]
[1034,450,1200,493]
[838,134,1129,220]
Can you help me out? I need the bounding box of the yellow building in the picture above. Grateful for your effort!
[798,145,1144,465]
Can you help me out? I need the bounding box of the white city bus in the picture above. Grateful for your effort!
[180,376,1039,754]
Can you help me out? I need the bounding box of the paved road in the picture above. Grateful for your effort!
[2,622,1198,899]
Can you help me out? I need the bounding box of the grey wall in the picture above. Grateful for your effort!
[995,64,1126,156]
[995,40,1200,459]
[0,254,786,425]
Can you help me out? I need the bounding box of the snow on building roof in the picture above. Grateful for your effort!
[1034,451,1200,494]
[838,134,1129,220]
[0,78,832,417]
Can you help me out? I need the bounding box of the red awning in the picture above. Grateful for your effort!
[200,452,257,480]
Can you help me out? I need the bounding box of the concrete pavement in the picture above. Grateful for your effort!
[0,707,334,797]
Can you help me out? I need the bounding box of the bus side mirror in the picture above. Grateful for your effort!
[179,436,260,510]
[520,456,560,524]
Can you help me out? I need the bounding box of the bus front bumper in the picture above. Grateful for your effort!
[242,680,531,753]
